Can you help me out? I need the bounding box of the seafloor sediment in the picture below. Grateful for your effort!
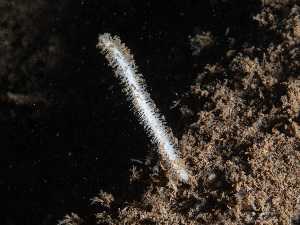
[1,0,299,224]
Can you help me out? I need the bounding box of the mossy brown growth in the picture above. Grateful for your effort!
[93,2,300,224]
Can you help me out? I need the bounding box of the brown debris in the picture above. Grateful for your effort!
[88,2,300,224]
[91,190,114,208]
[189,32,215,55]
[58,213,83,225]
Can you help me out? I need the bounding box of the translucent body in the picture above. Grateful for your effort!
[97,33,189,182]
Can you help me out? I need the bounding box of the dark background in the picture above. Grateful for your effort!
[0,0,260,224]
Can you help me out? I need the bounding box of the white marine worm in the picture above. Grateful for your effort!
[97,33,190,183]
